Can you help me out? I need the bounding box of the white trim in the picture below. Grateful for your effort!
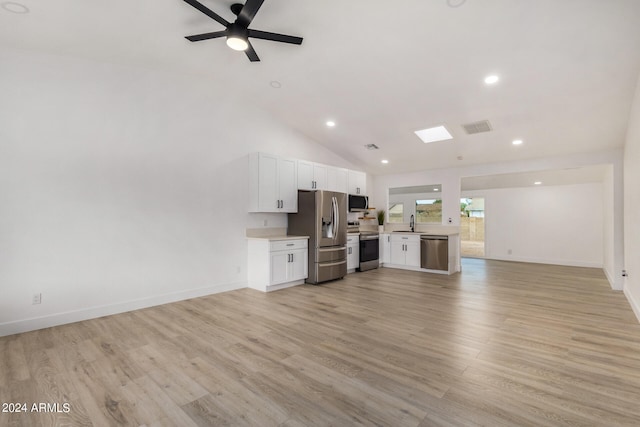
[0,281,246,338]
[624,286,640,324]
[485,255,603,269]
[603,267,622,290]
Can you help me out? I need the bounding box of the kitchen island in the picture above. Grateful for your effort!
[379,231,460,275]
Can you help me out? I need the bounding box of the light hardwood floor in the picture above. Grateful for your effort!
[2,259,640,426]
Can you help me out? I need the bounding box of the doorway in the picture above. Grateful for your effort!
[460,197,485,258]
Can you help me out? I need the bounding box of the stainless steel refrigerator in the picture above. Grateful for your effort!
[288,190,347,284]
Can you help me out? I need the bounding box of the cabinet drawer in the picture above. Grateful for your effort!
[390,234,420,243]
[270,239,308,252]
[347,236,359,243]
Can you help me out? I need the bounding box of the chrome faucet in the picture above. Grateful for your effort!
[410,214,415,232]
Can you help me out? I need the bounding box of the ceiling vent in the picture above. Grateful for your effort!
[364,144,379,150]
[462,120,492,135]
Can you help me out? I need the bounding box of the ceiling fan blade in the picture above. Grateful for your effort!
[245,41,260,62]
[185,30,228,42]
[237,0,265,28]
[248,29,303,45]
[183,0,229,27]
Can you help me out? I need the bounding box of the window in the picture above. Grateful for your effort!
[388,203,404,223]
[416,199,442,223]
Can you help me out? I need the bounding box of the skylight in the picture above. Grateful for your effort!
[414,125,453,144]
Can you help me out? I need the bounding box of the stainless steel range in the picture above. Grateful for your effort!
[357,231,379,272]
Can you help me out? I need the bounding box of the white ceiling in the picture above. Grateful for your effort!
[2,0,640,176]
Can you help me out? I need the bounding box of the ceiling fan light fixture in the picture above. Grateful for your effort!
[226,36,248,51]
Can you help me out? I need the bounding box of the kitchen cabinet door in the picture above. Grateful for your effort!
[278,157,298,212]
[405,241,421,267]
[299,161,328,191]
[289,248,308,282]
[348,170,367,195]
[327,167,348,193]
[390,239,407,265]
[347,235,360,271]
[380,234,391,264]
[297,160,314,191]
[249,153,298,213]
[270,251,290,285]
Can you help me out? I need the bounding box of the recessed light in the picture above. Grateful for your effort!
[484,75,499,85]
[534,181,542,185]
[326,120,336,127]
[1,1,29,13]
[512,139,523,145]
[414,125,453,144]
[269,80,281,89]
[381,160,389,164]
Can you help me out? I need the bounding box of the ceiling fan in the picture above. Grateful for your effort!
[183,0,303,62]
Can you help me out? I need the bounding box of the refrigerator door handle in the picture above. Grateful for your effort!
[331,196,340,239]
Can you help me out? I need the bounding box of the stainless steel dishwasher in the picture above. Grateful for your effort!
[420,235,448,270]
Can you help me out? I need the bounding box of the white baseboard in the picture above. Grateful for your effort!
[485,255,602,269]
[603,267,622,290]
[0,281,246,338]
[624,287,640,324]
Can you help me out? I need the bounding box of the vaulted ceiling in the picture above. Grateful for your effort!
[2,0,640,175]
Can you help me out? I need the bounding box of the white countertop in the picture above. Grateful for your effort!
[387,231,460,236]
[247,235,309,241]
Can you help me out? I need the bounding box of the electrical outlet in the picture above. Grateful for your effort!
[237,266,241,273]
[507,249,513,255]
[264,219,268,226]
[32,293,42,305]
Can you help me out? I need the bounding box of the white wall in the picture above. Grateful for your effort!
[0,48,353,336]
[469,183,604,267]
[624,73,640,321]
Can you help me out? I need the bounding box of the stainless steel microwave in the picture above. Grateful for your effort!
[348,194,368,212]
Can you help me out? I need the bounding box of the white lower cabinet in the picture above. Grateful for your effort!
[347,234,360,272]
[248,238,308,292]
[389,234,421,267]
[379,233,391,265]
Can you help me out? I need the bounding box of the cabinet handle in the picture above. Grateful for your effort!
[348,247,351,254]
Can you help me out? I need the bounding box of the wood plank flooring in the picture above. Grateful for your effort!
[2,258,640,426]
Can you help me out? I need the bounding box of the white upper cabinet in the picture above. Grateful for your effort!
[297,160,328,191]
[348,170,367,195]
[249,153,298,213]
[326,166,348,193]
[249,152,365,212]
